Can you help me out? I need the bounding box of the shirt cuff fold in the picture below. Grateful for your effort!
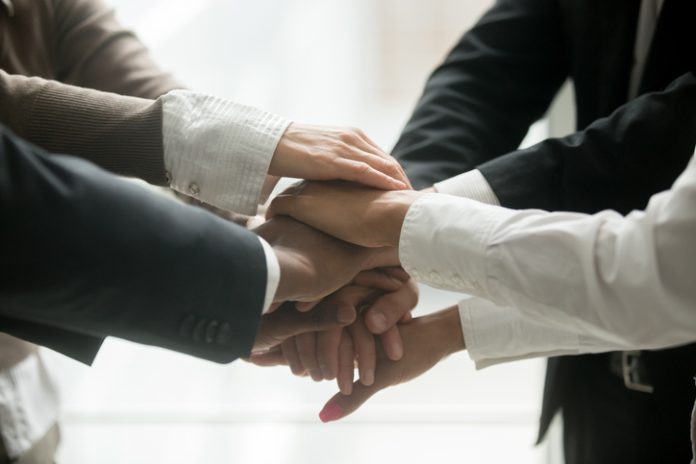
[161,90,291,215]
[258,238,280,314]
[398,193,497,295]
[458,297,582,369]
[434,169,500,205]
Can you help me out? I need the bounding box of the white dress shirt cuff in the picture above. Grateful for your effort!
[0,353,59,458]
[161,90,292,215]
[399,193,507,295]
[458,297,617,369]
[258,238,280,315]
[434,169,500,205]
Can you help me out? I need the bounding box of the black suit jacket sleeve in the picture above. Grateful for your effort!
[392,0,567,189]
[480,72,696,214]
[0,125,267,364]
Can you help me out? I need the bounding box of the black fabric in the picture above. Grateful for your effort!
[559,347,695,464]
[0,125,266,364]
[392,0,696,461]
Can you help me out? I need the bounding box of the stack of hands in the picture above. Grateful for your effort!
[236,124,464,423]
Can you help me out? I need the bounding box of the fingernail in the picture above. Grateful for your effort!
[389,340,403,360]
[320,365,335,380]
[340,382,353,396]
[368,311,388,333]
[319,402,344,423]
[337,306,356,324]
[362,369,375,386]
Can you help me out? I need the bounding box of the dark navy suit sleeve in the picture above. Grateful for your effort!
[392,0,567,188]
[0,125,266,364]
[480,73,696,214]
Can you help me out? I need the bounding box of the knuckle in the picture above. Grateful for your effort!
[339,130,359,145]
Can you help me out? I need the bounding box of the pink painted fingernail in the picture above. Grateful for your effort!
[319,402,344,423]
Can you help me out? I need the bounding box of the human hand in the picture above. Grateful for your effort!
[270,123,410,190]
[248,270,418,390]
[280,272,418,389]
[251,300,356,354]
[317,306,465,423]
[267,181,424,248]
[253,217,399,304]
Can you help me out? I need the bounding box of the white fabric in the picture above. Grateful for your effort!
[259,238,280,314]
[161,90,291,216]
[426,0,667,368]
[0,353,59,458]
[434,169,500,205]
[161,90,287,314]
[399,150,696,366]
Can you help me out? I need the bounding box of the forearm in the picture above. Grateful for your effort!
[399,154,696,350]
[393,0,566,187]
[0,70,168,184]
[0,127,266,363]
[479,72,696,214]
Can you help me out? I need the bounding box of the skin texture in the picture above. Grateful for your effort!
[268,181,424,248]
[318,306,465,422]
[249,306,465,421]
[270,123,411,191]
[253,217,399,304]
[249,276,418,395]
[251,301,356,354]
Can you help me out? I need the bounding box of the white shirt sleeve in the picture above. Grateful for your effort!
[434,169,500,205]
[160,90,291,316]
[400,152,696,366]
[161,90,291,216]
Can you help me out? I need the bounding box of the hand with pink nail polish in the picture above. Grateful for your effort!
[318,306,465,423]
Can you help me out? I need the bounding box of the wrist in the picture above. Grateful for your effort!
[272,247,304,302]
[380,190,422,247]
[426,306,466,358]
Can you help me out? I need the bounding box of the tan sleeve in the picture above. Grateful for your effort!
[0,70,168,185]
[52,0,183,99]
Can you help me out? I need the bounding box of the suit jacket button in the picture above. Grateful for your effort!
[205,320,219,344]
[178,314,197,338]
[192,319,207,342]
[215,322,232,345]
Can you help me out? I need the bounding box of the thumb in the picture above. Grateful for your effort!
[318,382,382,423]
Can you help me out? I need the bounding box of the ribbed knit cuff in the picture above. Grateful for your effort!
[26,82,167,184]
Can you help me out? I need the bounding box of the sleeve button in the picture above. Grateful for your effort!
[205,320,219,344]
[178,314,197,338]
[215,322,232,345]
[192,319,207,342]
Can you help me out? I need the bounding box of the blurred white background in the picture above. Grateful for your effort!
[46,1,575,462]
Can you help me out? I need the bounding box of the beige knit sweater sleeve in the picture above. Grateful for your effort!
[0,0,184,184]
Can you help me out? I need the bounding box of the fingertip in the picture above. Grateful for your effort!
[386,341,404,361]
[339,381,353,396]
[336,304,357,325]
[365,309,388,334]
[367,169,407,191]
[360,369,375,386]
[319,401,345,423]
[296,301,319,312]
